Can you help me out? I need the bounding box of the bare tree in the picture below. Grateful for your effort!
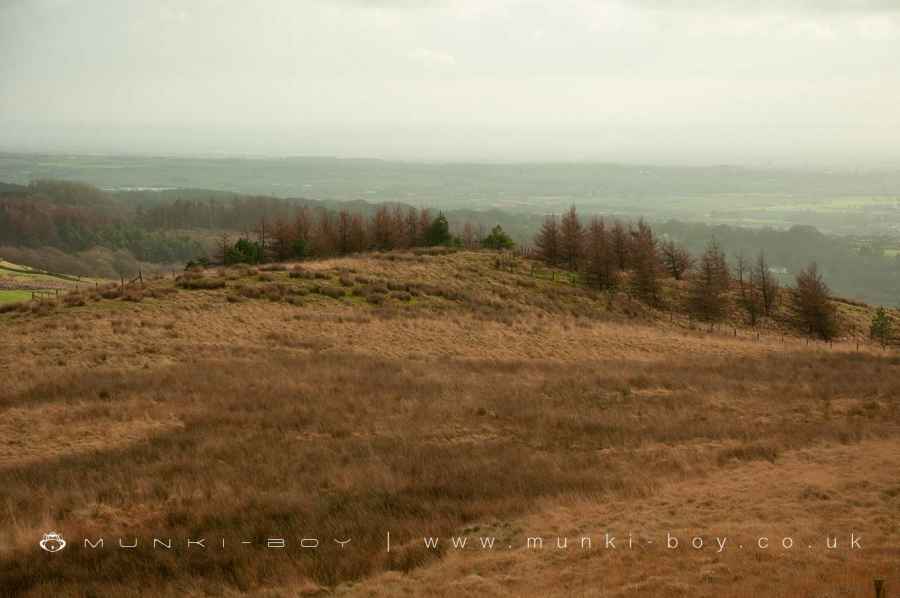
[391,206,407,249]
[403,207,419,249]
[559,205,584,270]
[689,239,731,323]
[294,207,312,250]
[371,205,395,250]
[416,208,432,247]
[611,220,629,271]
[793,262,838,340]
[660,240,693,280]
[336,210,353,255]
[349,212,367,253]
[462,221,477,249]
[585,217,617,289]
[753,251,780,316]
[630,219,661,305]
[254,217,269,263]
[215,231,231,266]
[734,252,748,298]
[271,217,296,261]
[534,215,560,265]
[315,209,337,256]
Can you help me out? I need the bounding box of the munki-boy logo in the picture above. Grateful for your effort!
[39,532,67,553]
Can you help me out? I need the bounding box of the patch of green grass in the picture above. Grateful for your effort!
[0,290,31,304]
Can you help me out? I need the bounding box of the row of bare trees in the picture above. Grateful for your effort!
[536,208,662,302]
[533,206,840,339]
[213,204,493,265]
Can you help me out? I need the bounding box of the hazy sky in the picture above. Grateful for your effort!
[2,0,899,165]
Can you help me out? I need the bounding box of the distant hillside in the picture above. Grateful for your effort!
[0,181,26,193]
[2,153,900,234]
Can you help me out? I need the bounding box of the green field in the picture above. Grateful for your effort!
[0,259,91,303]
[0,290,32,304]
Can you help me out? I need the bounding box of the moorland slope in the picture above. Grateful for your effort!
[0,250,897,597]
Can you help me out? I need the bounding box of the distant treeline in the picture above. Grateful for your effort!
[1,179,899,305]
[0,180,514,272]
[0,180,201,263]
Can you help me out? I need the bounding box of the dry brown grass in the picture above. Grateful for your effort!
[0,251,897,597]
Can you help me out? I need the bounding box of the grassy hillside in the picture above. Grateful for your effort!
[0,250,897,597]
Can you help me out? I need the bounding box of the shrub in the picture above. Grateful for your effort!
[317,286,345,299]
[147,287,178,299]
[365,292,386,305]
[261,283,287,301]
[63,292,86,307]
[717,443,779,466]
[228,265,255,278]
[481,225,515,250]
[29,300,56,316]
[100,285,123,299]
[236,285,263,299]
[176,273,226,290]
[0,301,28,314]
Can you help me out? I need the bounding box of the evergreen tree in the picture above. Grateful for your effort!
[426,212,451,246]
[870,307,892,348]
[481,225,515,250]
